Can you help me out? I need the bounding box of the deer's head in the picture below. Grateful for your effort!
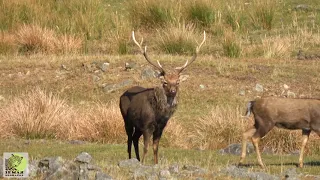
[132,31,206,97]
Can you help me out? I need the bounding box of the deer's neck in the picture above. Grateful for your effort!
[153,87,178,110]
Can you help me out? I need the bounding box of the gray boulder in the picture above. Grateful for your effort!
[219,143,254,155]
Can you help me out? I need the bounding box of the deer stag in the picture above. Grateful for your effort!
[119,31,206,164]
[239,97,320,168]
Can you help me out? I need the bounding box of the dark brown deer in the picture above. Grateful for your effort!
[119,31,206,164]
[239,97,320,168]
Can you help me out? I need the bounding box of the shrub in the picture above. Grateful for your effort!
[15,24,82,54]
[222,31,241,58]
[65,102,126,143]
[187,106,245,150]
[128,0,174,29]
[157,24,198,54]
[186,1,215,27]
[248,2,275,30]
[0,88,72,139]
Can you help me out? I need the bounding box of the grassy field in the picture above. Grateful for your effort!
[1,0,320,178]
[1,138,320,179]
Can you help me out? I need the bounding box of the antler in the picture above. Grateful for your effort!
[132,31,165,75]
[177,31,206,73]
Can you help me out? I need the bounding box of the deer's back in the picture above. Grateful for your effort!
[253,97,320,130]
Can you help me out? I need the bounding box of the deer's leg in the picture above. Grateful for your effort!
[252,117,274,169]
[141,129,153,164]
[153,130,163,164]
[125,125,134,159]
[132,129,142,161]
[239,127,256,165]
[299,129,311,168]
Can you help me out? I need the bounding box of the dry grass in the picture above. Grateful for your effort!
[0,89,125,143]
[187,106,246,150]
[15,24,82,54]
[261,35,292,59]
[66,102,126,143]
[0,88,72,139]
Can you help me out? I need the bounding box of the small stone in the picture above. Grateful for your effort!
[169,164,179,174]
[287,91,296,98]
[159,169,171,178]
[75,152,92,164]
[255,83,263,92]
[239,90,245,96]
[125,62,136,70]
[95,171,113,180]
[118,158,141,169]
[100,62,109,72]
[199,84,205,89]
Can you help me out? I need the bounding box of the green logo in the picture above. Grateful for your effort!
[4,152,29,177]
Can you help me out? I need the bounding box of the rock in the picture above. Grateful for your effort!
[221,165,280,180]
[103,79,133,93]
[27,160,39,177]
[118,158,141,169]
[219,143,254,155]
[100,62,109,72]
[125,62,136,70]
[284,168,299,180]
[61,64,69,70]
[132,165,156,180]
[169,163,179,174]
[141,67,157,80]
[199,84,205,89]
[255,83,264,92]
[283,84,289,90]
[287,91,296,98]
[181,165,207,176]
[92,75,100,82]
[159,169,171,178]
[38,157,80,180]
[75,152,92,164]
[38,157,64,175]
[239,90,245,96]
[68,140,86,145]
[294,4,311,11]
[95,171,113,180]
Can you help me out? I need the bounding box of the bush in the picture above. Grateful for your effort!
[186,1,215,27]
[15,24,82,54]
[157,24,198,55]
[248,2,275,30]
[222,31,241,58]
[128,0,174,29]
[0,88,72,139]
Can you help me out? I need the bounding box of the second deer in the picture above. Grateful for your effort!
[119,31,206,164]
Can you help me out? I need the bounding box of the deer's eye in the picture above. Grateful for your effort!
[163,82,168,86]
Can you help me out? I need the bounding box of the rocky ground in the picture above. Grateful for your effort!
[1,143,320,180]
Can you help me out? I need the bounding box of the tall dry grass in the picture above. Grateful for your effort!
[0,88,72,139]
[0,88,316,153]
[15,24,83,54]
[0,89,125,143]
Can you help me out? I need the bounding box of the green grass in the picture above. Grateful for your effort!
[1,138,320,178]
[0,0,320,56]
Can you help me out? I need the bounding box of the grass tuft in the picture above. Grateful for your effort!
[186,1,215,28]
[0,88,72,139]
[222,30,241,58]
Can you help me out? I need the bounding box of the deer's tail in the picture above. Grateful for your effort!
[243,101,255,118]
